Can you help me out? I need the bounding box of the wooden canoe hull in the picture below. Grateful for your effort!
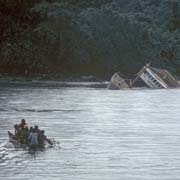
[8,131,46,149]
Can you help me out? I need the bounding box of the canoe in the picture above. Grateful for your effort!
[8,131,27,148]
[8,131,52,149]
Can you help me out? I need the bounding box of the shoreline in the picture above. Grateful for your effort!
[0,73,109,82]
[0,76,108,88]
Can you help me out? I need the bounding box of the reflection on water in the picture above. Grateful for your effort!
[1,83,180,180]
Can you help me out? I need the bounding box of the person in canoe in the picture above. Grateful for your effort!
[16,119,29,144]
[34,125,52,145]
[19,119,28,130]
[38,130,53,146]
[29,128,38,147]
[20,126,29,144]
[14,124,21,139]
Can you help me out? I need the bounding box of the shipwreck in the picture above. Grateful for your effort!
[108,64,180,89]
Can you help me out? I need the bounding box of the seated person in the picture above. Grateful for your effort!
[38,130,46,146]
[19,119,28,130]
[29,128,38,147]
[14,124,21,139]
[20,126,29,144]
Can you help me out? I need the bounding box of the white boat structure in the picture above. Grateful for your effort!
[107,72,129,90]
[108,64,180,89]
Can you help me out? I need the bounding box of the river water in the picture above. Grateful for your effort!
[0,82,180,180]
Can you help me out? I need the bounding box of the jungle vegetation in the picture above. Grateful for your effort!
[0,0,180,78]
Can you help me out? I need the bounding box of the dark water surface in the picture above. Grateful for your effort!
[1,82,180,180]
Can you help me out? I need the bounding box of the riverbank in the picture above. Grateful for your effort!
[0,75,108,88]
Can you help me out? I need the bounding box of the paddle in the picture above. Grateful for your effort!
[45,138,53,146]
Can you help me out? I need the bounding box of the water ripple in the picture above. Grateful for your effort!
[1,85,180,180]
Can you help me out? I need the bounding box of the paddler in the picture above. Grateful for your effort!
[38,130,53,146]
[38,130,46,146]
[19,119,28,130]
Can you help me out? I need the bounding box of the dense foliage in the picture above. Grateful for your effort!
[0,0,180,78]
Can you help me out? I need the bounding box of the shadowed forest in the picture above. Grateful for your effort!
[0,0,180,79]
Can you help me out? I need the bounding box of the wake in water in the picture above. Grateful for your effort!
[0,141,24,164]
[0,139,61,166]
[0,107,83,113]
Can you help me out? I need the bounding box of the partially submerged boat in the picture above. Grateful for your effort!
[108,64,180,89]
[134,64,180,88]
[107,72,130,90]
